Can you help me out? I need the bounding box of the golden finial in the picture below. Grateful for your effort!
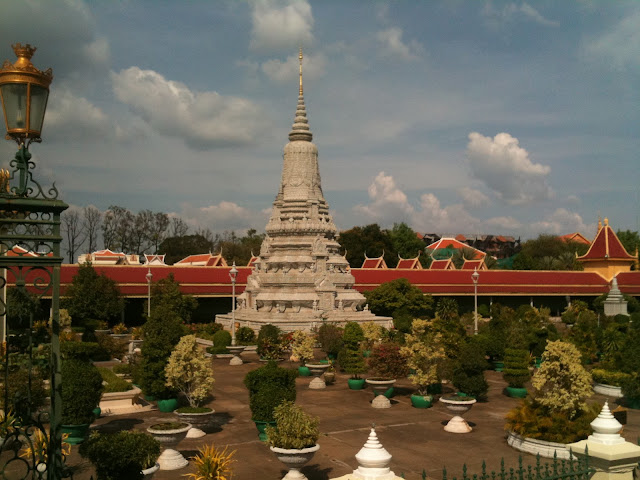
[597,216,602,231]
[604,217,609,227]
[299,46,303,96]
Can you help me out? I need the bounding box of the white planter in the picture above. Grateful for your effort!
[147,423,191,470]
[99,385,143,415]
[439,395,477,433]
[305,364,331,389]
[506,431,571,459]
[142,462,160,479]
[365,378,396,409]
[175,408,215,438]
[593,383,623,398]
[270,444,320,480]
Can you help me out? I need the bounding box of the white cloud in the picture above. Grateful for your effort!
[111,67,267,149]
[482,2,559,28]
[458,186,491,208]
[261,52,327,84]
[466,132,553,205]
[376,27,424,61]
[250,0,314,53]
[173,201,269,233]
[354,172,415,222]
[530,208,590,235]
[486,216,522,230]
[583,9,640,71]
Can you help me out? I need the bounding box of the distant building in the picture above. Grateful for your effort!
[417,233,519,259]
[577,218,636,281]
[175,252,227,267]
[78,249,140,265]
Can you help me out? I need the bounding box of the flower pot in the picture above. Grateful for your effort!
[92,406,101,419]
[492,361,504,372]
[61,424,90,445]
[305,363,330,389]
[298,366,311,377]
[323,371,335,384]
[175,407,215,438]
[157,398,179,413]
[365,378,396,408]
[254,420,277,442]
[410,394,433,408]
[439,395,476,433]
[505,386,528,398]
[270,444,320,480]
[142,462,160,479]
[348,378,366,390]
[147,422,191,470]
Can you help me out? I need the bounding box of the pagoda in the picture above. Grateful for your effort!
[217,50,390,332]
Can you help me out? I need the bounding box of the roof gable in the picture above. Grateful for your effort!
[461,259,487,270]
[361,255,388,269]
[429,258,455,270]
[578,219,635,261]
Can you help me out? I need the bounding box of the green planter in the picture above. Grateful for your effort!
[410,394,433,409]
[505,386,528,398]
[626,398,640,410]
[144,394,156,402]
[253,420,276,442]
[374,387,394,398]
[492,361,504,372]
[348,378,366,390]
[362,350,371,358]
[298,366,311,377]
[92,407,101,419]
[61,424,90,445]
[157,398,179,412]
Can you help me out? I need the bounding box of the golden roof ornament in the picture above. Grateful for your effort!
[0,43,53,87]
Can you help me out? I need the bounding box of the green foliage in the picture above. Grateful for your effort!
[343,322,364,345]
[591,369,632,387]
[266,401,319,449]
[257,324,285,359]
[98,367,133,393]
[61,357,104,425]
[79,430,161,480]
[149,273,197,323]
[532,340,592,417]
[389,222,430,266]
[213,330,232,348]
[62,263,124,327]
[615,229,640,261]
[368,341,409,379]
[188,322,223,341]
[338,223,397,268]
[138,302,184,398]
[290,331,315,363]
[503,348,531,388]
[452,339,489,400]
[61,341,109,361]
[567,309,599,363]
[235,326,256,345]
[505,398,600,443]
[512,235,588,270]
[244,361,297,422]
[0,368,47,422]
[6,287,42,330]
[112,363,132,376]
[96,332,129,360]
[364,278,433,319]
[317,323,343,357]
[165,335,215,407]
[622,373,640,400]
[400,319,446,395]
[361,321,383,349]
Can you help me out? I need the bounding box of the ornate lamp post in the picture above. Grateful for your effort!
[0,44,68,477]
[471,269,479,335]
[226,262,245,365]
[146,267,153,317]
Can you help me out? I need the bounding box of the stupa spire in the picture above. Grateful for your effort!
[289,47,312,142]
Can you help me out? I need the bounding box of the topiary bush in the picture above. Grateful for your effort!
[209,329,232,354]
[79,430,161,480]
[368,341,409,379]
[61,356,104,425]
[621,373,640,402]
[290,331,315,364]
[400,319,446,395]
[236,326,256,345]
[243,361,297,422]
[165,335,215,407]
[591,369,632,387]
[317,323,343,358]
[266,401,319,449]
[98,368,133,393]
[452,338,489,400]
[257,324,284,359]
[503,348,530,388]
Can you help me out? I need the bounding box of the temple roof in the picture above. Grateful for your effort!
[361,254,388,269]
[175,252,228,267]
[461,259,487,270]
[425,237,485,259]
[396,254,423,270]
[577,218,635,262]
[559,232,591,245]
[429,258,455,270]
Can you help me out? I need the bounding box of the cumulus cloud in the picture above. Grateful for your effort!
[458,187,491,208]
[531,208,590,235]
[261,52,327,84]
[376,27,424,61]
[354,172,415,222]
[466,132,553,205]
[173,201,270,232]
[111,67,267,149]
[583,9,640,71]
[250,0,314,53]
[482,2,559,28]
[486,216,522,230]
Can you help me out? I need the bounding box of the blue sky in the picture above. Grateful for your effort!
[1,0,638,240]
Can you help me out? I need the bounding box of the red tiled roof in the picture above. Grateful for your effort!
[455,234,467,242]
[461,259,487,270]
[577,221,635,261]
[426,238,485,259]
[361,256,387,269]
[396,257,422,270]
[247,256,258,267]
[430,259,455,270]
[559,232,591,245]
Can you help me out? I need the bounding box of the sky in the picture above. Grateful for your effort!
[1,0,639,241]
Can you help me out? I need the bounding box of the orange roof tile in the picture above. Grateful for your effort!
[429,259,455,270]
[461,259,487,270]
[577,220,635,261]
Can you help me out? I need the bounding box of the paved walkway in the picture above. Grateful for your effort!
[71,351,639,480]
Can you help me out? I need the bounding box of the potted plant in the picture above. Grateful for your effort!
[503,348,531,398]
[243,361,297,441]
[111,322,129,337]
[165,335,216,438]
[61,342,104,444]
[622,373,640,409]
[290,330,316,376]
[452,338,489,401]
[366,341,409,408]
[183,443,236,480]
[235,326,256,346]
[257,324,285,360]
[147,422,192,470]
[266,401,320,480]
[339,322,367,390]
[400,319,446,408]
[323,361,336,384]
[361,321,383,357]
[79,430,161,480]
[317,323,343,360]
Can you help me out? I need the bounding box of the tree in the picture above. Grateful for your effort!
[165,334,215,407]
[102,205,134,252]
[148,212,170,254]
[168,217,189,237]
[338,224,396,268]
[62,263,124,327]
[401,319,446,395]
[62,207,86,263]
[512,234,588,270]
[158,234,214,265]
[150,273,198,323]
[389,222,428,266]
[364,278,433,319]
[616,230,639,261]
[83,205,102,254]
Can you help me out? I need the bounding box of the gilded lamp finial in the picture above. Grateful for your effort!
[299,46,303,96]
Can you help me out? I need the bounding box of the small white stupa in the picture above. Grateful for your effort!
[331,427,402,480]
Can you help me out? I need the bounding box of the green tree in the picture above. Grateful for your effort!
[364,278,433,319]
[149,273,198,323]
[338,224,396,268]
[158,234,215,265]
[62,263,124,327]
[616,230,639,260]
[512,235,588,270]
[389,222,429,266]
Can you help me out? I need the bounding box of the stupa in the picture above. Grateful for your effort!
[217,49,390,333]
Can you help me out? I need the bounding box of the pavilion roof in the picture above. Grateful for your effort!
[577,218,635,262]
[429,259,455,270]
[461,259,487,270]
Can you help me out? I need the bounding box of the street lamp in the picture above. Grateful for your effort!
[229,262,238,346]
[0,44,68,478]
[146,268,153,317]
[471,269,480,335]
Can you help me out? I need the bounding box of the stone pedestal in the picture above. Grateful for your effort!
[604,277,628,316]
[306,364,330,389]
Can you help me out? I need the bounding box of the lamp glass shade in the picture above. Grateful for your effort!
[29,85,49,135]
[1,83,28,131]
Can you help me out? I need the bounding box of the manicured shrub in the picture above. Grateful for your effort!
[112,363,133,376]
[317,323,343,358]
[452,339,489,400]
[79,430,161,480]
[0,368,47,422]
[61,357,103,425]
[165,335,215,407]
[266,401,319,449]
[236,326,256,345]
[257,324,285,360]
[243,361,297,422]
[368,341,409,379]
[591,369,632,387]
[96,332,129,360]
[622,374,640,401]
[503,348,530,388]
[98,368,133,393]
[400,319,446,395]
[207,329,232,354]
[290,331,315,364]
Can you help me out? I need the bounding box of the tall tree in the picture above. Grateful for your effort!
[62,207,86,263]
[83,205,102,254]
[130,209,153,255]
[149,212,170,253]
[102,205,134,252]
[338,224,396,268]
[158,234,214,264]
[616,230,640,257]
[168,217,189,238]
[512,234,588,270]
[389,222,430,266]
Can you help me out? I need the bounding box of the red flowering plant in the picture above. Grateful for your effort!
[368,341,409,380]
